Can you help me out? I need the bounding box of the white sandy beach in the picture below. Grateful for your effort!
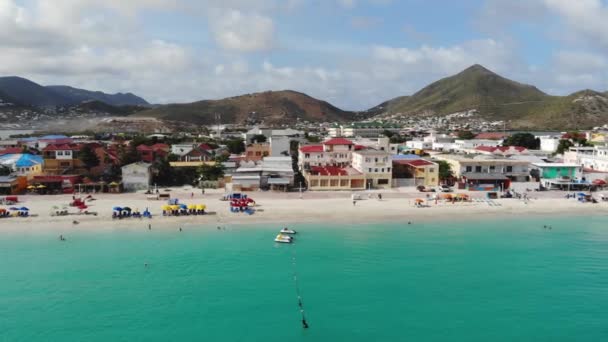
[1,188,607,233]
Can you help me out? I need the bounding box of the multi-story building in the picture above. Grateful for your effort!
[328,122,402,138]
[244,143,270,162]
[298,138,356,170]
[351,150,392,189]
[392,158,439,187]
[539,135,561,153]
[564,146,608,172]
[42,144,86,175]
[436,155,530,190]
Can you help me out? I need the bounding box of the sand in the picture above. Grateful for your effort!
[1,187,607,234]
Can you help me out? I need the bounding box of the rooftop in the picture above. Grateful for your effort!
[394,159,435,167]
[323,138,354,145]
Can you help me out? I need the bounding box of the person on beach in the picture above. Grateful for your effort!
[191,192,194,199]
[353,200,356,206]
[148,224,151,230]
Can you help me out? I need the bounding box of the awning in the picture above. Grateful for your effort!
[462,173,509,181]
[267,178,291,185]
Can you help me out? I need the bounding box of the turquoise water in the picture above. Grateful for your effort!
[1,216,608,341]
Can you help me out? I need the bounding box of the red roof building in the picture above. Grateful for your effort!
[475,132,509,140]
[0,147,24,156]
[299,145,324,153]
[475,146,528,155]
[323,138,354,145]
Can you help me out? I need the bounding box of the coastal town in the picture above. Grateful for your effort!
[2,121,608,207]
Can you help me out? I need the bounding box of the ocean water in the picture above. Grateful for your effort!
[1,216,608,342]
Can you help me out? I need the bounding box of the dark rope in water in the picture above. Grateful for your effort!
[292,249,309,329]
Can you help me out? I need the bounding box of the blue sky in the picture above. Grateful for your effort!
[2,0,608,109]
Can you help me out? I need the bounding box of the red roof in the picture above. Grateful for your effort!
[300,145,324,153]
[310,166,348,176]
[475,146,527,153]
[151,143,170,151]
[43,144,81,152]
[354,145,366,150]
[137,144,153,151]
[394,159,434,167]
[198,143,212,151]
[0,147,23,155]
[475,132,509,140]
[323,138,354,145]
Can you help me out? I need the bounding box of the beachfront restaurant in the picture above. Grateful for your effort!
[0,176,23,195]
[531,163,587,190]
[460,173,510,191]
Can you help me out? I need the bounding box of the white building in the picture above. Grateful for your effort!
[539,135,561,153]
[121,162,152,191]
[351,150,392,189]
[298,137,355,169]
[564,146,608,172]
[328,123,401,138]
[171,143,197,157]
[269,136,291,157]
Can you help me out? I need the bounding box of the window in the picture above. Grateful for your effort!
[465,166,472,172]
[429,168,435,172]
[57,151,63,156]
[378,179,389,185]
[381,168,385,172]
[305,154,310,159]
[369,168,372,172]
[489,166,496,172]
[375,168,378,172]
[506,166,513,172]
[375,158,378,162]
[475,166,482,172]
[387,168,391,172]
[365,158,371,163]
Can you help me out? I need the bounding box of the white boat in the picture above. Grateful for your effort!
[279,228,297,235]
[274,234,293,243]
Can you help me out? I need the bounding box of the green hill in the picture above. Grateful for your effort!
[134,90,371,125]
[374,65,608,129]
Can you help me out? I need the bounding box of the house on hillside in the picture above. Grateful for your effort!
[42,144,86,175]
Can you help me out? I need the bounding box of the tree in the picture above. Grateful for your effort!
[250,134,267,143]
[457,130,475,140]
[555,139,574,155]
[198,163,224,181]
[120,144,140,166]
[503,133,539,149]
[79,145,100,170]
[0,165,11,176]
[382,130,395,138]
[304,132,321,143]
[437,160,453,182]
[225,139,245,154]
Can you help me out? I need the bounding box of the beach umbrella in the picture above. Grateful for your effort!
[187,204,196,210]
[36,185,46,189]
[197,204,206,210]
[123,207,132,212]
[170,205,180,211]
[179,204,188,209]
[415,199,424,203]
[161,205,171,211]
[9,207,20,211]
[592,179,606,185]
[109,182,119,187]
[27,185,36,190]
[78,205,88,210]
[19,207,29,211]
[113,206,122,211]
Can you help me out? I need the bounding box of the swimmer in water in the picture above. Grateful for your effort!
[179,227,182,232]
[217,226,221,230]
[148,224,151,230]
[59,235,65,241]
[72,220,79,225]
[144,263,148,267]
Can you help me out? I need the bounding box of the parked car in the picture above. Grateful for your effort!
[436,185,452,193]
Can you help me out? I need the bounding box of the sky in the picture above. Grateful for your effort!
[1,0,608,110]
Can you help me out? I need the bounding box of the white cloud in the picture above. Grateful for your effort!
[208,9,275,52]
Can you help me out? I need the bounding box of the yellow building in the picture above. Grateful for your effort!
[392,159,439,187]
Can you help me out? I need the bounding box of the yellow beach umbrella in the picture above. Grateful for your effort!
[187,204,196,210]
[161,205,171,211]
[196,204,206,210]
[27,185,36,190]
[37,184,47,189]
[109,182,119,187]
[170,205,180,211]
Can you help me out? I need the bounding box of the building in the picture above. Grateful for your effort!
[298,138,356,170]
[243,126,304,143]
[328,122,401,138]
[269,136,291,157]
[564,146,608,172]
[392,159,439,187]
[261,157,294,190]
[474,146,528,156]
[137,143,170,162]
[0,154,44,178]
[121,162,152,191]
[0,176,26,195]
[42,144,86,175]
[539,135,561,153]
[171,143,197,158]
[304,166,366,191]
[244,143,270,162]
[531,163,583,190]
[31,175,81,194]
[452,139,502,153]
[437,155,530,190]
[351,150,392,189]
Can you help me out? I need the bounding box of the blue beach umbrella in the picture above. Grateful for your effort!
[9,207,20,211]
[19,207,29,211]
[113,206,122,211]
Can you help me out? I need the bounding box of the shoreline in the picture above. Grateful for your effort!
[1,190,607,234]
